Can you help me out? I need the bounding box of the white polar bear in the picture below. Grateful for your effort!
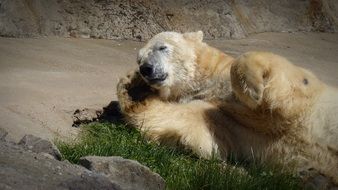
[117,31,338,184]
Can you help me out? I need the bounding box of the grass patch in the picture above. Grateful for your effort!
[57,122,301,190]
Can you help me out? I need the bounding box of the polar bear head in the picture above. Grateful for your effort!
[137,31,203,89]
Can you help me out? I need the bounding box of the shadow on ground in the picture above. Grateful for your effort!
[72,101,124,127]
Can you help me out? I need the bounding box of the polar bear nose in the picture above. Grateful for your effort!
[140,63,154,78]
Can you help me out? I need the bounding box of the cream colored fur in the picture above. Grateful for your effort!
[136,31,234,102]
[117,32,338,183]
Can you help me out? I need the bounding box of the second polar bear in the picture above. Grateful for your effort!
[117,31,338,183]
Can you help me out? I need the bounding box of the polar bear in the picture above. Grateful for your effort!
[117,31,338,183]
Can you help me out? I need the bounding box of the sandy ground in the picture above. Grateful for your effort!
[0,32,337,142]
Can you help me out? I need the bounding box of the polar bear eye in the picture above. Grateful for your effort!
[158,46,167,51]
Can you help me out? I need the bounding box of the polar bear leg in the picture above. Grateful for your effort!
[230,52,271,109]
[230,51,323,116]
[135,100,222,159]
[117,71,222,159]
[117,70,156,114]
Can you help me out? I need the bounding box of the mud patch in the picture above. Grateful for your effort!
[72,101,123,127]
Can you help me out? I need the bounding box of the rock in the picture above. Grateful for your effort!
[18,134,62,160]
[0,0,337,40]
[39,152,57,160]
[304,174,332,190]
[79,156,165,190]
[0,140,122,190]
[0,128,8,141]
[300,168,338,189]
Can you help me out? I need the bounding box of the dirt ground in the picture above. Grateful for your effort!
[0,32,337,142]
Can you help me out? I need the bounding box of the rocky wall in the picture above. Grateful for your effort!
[0,0,337,40]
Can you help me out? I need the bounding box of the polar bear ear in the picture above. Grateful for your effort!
[183,31,204,42]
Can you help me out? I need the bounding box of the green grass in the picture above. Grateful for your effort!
[57,122,302,190]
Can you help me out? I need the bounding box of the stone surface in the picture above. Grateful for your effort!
[0,0,337,40]
[0,140,122,190]
[307,174,330,189]
[18,134,62,160]
[79,156,165,190]
[299,168,338,189]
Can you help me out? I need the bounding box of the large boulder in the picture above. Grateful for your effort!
[18,134,62,160]
[79,156,165,190]
[0,132,165,190]
[0,139,121,190]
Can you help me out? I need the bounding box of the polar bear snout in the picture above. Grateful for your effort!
[138,49,170,86]
[139,62,168,85]
[140,63,154,78]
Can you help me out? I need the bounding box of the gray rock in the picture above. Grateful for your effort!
[300,168,338,189]
[79,156,165,190]
[0,0,337,40]
[305,174,330,189]
[18,134,62,160]
[0,140,122,190]
[0,128,8,141]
